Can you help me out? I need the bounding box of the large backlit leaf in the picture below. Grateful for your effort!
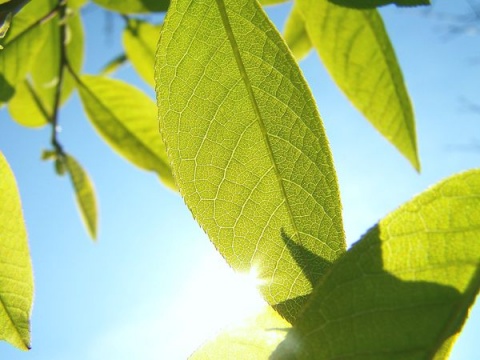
[274,169,480,359]
[283,4,311,61]
[8,79,49,127]
[64,154,98,240]
[328,0,430,8]
[156,0,345,322]
[92,0,169,13]
[296,0,420,170]
[123,19,161,87]
[30,4,84,114]
[0,152,33,350]
[78,75,175,189]
[190,306,290,359]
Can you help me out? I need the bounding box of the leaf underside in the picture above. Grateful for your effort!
[156,0,345,322]
[275,169,480,360]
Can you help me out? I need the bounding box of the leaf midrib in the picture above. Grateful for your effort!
[78,77,171,174]
[214,0,302,259]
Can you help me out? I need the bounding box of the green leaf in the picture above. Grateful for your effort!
[77,75,175,189]
[274,169,480,359]
[258,0,290,5]
[328,0,430,8]
[190,306,290,359]
[64,155,98,240]
[123,19,161,87]
[0,151,33,350]
[283,4,311,61]
[8,79,50,127]
[156,0,345,322]
[0,6,46,104]
[92,0,169,13]
[296,0,420,170]
[30,4,84,113]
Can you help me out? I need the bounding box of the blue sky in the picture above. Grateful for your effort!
[0,1,479,359]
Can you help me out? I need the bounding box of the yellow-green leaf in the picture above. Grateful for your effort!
[0,151,33,350]
[8,79,49,127]
[297,0,420,170]
[275,169,480,359]
[123,19,161,87]
[156,0,345,322]
[64,155,98,240]
[283,4,311,61]
[78,75,175,189]
[190,306,290,359]
[92,0,169,13]
[30,4,84,114]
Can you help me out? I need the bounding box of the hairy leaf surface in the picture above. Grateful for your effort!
[123,19,161,87]
[65,155,98,239]
[274,169,480,359]
[191,306,290,359]
[156,0,344,322]
[92,0,169,13]
[297,0,420,170]
[78,75,175,189]
[284,4,311,61]
[0,152,33,350]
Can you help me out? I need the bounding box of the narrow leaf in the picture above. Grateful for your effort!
[123,19,161,87]
[328,0,430,8]
[190,306,290,359]
[78,75,175,189]
[275,169,480,359]
[0,151,33,350]
[64,155,98,240]
[100,53,127,75]
[296,0,420,170]
[30,4,84,113]
[283,4,311,61]
[92,0,169,13]
[156,0,345,322]
[8,79,50,127]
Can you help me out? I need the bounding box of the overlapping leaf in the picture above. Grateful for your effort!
[156,0,345,322]
[77,75,175,189]
[8,80,49,127]
[328,0,430,8]
[30,3,84,114]
[64,155,98,240]
[191,306,290,359]
[283,5,311,61]
[92,0,169,13]
[0,152,33,350]
[274,169,480,359]
[123,19,161,87]
[296,0,420,170]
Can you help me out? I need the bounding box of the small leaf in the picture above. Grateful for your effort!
[77,75,175,189]
[0,151,34,350]
[8,79,50,127]
[283,4,311,61]
[275,169,480,359]
[328,0,430,8]
[156,0,344,322]
[64,155,98,240]
[41,149,56,160]
[190,306,290,359]
[296,0,420,170]
[123,19,161,87]
[54,158,66,176]
[92,0,170,13]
